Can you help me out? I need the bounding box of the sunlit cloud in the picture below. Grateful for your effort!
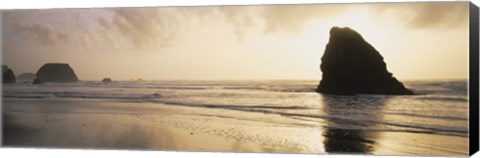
[3,2,468,51]
[1,2,469,80]
[108,8,181,51]
[11,22,68,46]
[370,2,468,29]
[259,4,350,33]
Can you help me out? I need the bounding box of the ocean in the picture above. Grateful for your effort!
[3,80,468,139]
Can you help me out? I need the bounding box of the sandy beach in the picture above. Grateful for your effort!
[2,98,468,156]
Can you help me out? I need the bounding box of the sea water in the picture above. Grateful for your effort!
[2,80,468,138]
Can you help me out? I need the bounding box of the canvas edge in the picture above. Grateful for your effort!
[469,1,480,156]
[0,10,4,147]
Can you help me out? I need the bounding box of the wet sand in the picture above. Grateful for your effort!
[2,99,469,156]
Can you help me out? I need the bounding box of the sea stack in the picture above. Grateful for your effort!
[36,63,79,82]
[2,65,16,84]
[102,78,112,83]
[316,27,413,95]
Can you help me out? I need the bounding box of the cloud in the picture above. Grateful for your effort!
[69,13,86,30]
[96,17,111,29]
[204,4,349,34]
[80,29,96,49]
[106,8,181,51]
[11,22,68,46]
[215,6,258,38]
[370,2,468,29]
[212,2,468,34]
[2,45,13,54]
[173,4,350,37]
[259,4,349,33]
[3,2,468,53]
[407,3,468,29]
[256,2,468,33]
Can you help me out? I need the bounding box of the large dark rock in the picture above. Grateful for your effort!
[36,63,79,82]
[2,65,16,84]
[316,27,413,95]
[17,73,36,82]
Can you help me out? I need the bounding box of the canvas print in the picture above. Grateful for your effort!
[1,1,477,156]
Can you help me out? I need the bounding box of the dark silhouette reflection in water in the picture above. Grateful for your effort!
[320,94,388,154]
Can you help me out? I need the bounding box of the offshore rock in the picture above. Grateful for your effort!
[102,78,112,83]
[36,63,79,82]
[3,65,16,84]
[316,27,413,95]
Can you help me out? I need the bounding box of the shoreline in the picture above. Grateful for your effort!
[2,98,469,156]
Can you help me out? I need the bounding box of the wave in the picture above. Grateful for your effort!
[3,80,468,138]
[384,112,467,121]
[415,96,468,102]
[3,91,163,100]
[280,113,468,137]
[126,99,468,137]
[222,86,317,93]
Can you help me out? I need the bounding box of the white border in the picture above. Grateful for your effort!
[0,0,472,9]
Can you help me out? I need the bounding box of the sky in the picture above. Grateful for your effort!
[1,2,470,80]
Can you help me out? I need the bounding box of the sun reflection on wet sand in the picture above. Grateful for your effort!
[3,99,323,153]
[317,94,468,156]
[319,94,387,154]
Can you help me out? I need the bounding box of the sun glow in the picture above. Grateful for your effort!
[323,8,396,53]
[277,8,396,80]
[328,9,376,33]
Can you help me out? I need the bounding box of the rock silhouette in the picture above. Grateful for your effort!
[102,78,112,83]
[316,27,413,95]
[17,73,36,82]
[32,78,42,84]
[36,63,79,82]
[2,65,16,84]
